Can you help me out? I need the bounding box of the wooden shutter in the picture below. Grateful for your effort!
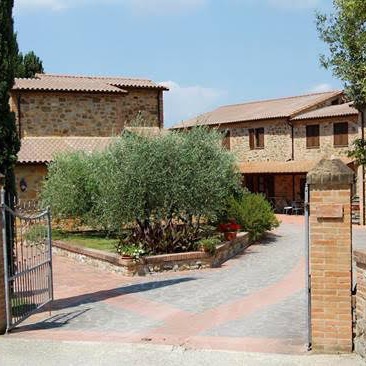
[222,130,230,150]
[306,125,319,148]
[334,122,348,147]
[256,128,264,148]
[249,129,254,150]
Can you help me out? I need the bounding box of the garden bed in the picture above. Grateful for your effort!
[52,232,250,276]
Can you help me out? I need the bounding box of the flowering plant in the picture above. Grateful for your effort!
[117,243,146,259]
[218,220,241,233]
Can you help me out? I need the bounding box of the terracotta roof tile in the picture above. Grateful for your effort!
[13,73,168,93]
[17,137,115,163]
[172,91,343,128]
[290,102,358,120]
[238,158,353,174]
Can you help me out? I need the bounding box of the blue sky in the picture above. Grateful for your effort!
[14,0,340,127]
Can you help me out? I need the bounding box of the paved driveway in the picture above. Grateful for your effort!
[7,215,308,354]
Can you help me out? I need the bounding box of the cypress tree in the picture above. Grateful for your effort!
[0,0,20,196]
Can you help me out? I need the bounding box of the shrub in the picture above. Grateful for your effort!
[41,127,241,254]
[24,224,48,247]
[227,192,279,241]
[198,237,221,255]
[41,152,99,222]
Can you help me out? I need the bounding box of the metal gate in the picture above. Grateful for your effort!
[1,189,53,332]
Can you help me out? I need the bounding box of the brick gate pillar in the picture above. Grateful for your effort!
[0,173,6,333]
[307,159,354,353]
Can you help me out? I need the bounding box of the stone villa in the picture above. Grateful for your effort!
[12,76,365,224]
[172,91,364,223]
[11,73,168,201]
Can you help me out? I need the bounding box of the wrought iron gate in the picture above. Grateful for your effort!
[1,189,53,332]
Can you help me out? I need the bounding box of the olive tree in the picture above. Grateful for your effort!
[42,128,241,253]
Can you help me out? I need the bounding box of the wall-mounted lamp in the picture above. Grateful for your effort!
[19,178,27,192]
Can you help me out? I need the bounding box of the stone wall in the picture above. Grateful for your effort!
[53,232,250,276]
[11,88,162,137]
[14,163,48,202]
[228,115,360,164]
[229,119,292,162]
[293,115,359,161]
[354,250,366,358]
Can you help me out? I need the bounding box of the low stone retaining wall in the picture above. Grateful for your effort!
[354,249,366,358]
[53,232,250,276]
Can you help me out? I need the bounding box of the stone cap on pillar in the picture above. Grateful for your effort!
[307,158,354,186]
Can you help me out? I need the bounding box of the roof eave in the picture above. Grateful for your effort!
[289,90,344,118]
[291,112,359,121]
[11,87,128,94]
[172,115,290,129]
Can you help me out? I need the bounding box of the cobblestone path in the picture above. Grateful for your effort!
[7,215,309,354]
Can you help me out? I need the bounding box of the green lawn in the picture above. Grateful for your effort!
[52,230,118,252]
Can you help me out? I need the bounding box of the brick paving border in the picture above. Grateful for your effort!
[6,217,309,354]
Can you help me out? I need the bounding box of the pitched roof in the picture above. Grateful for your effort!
[238,157,353,174]
[290,102,358,121]
[172,91,343,128]
[13,73,168,93]
[17,137,115,163]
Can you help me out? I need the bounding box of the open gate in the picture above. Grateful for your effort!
[1,188,53,332]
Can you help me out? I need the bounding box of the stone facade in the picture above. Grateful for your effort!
[11,77,166,201]
[14,163,48,202]
[293,115,360,161]
[11,88,163,137]
[226,115,360,164]
[354,249,366,358]
[228,119,292,162]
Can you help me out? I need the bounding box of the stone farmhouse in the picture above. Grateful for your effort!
[11,73,168,201]
[172,91,365,223]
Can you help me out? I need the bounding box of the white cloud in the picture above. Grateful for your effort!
[15,0,206,14]
[309,83,334,93]
[160,81,226,128]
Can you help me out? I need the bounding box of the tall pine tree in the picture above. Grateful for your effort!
[0,0,20,196]
[16,51,44,78]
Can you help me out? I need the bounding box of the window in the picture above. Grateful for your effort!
[222,130,230,150]
[334,122,348,147]
[306,124,319,148]
[249,128,264,149]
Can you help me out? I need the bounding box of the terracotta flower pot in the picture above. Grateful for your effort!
[121,254,133,260]
[224,231,237,241]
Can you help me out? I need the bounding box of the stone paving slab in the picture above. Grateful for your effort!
[3,215,318,355]
[205,290,306,341]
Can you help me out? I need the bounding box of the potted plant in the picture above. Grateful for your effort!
[218,219,241,241]
[198,237,221,255]
[116,243,146,260]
